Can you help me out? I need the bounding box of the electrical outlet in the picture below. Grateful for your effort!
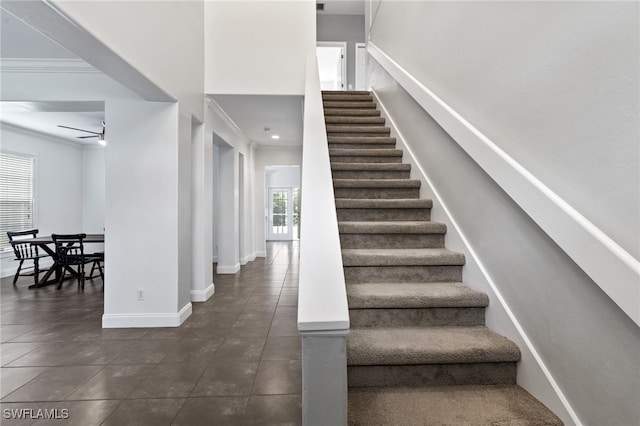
[137,289,144,301]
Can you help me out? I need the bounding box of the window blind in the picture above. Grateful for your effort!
[0,152,34,252]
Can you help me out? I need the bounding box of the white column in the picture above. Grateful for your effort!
[191,116,214,301]
[102,98,191,327]
[216,146,240,273]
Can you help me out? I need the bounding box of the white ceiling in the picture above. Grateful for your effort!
[212,95,303,147]
[0,8,105,145]
[1,101,105,144]
[317,0,365,16]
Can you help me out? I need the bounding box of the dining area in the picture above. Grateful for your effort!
[5,229,105,291]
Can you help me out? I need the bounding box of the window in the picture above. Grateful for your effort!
[0,152,35,253]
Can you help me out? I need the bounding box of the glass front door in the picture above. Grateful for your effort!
[268,187,299,241]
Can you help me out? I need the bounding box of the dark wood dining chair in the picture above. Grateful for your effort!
[52,233,104,290]
[7,229,50,287]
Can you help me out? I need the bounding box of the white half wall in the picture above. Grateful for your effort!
[205,0,316,95]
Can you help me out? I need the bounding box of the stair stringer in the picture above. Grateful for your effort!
[372,90,578,426]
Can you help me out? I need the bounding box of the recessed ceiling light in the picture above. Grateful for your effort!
[271,135,280,140]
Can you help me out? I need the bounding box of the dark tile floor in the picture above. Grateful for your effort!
[0,242,301,425]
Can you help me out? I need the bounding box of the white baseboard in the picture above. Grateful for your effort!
[102,302,192,328]
[216,263,240,274]
[241,253,256,264]
[255,251,266,258]
[191,283,215,302]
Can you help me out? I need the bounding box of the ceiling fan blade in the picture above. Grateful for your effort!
[77,135,98,139]
[57,125,101,135]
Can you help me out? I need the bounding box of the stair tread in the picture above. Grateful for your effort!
[322,90,371,95]
[348,326,520,365]
[347,282,489,309]
[348,385,563,426]
[342,248,464,266]
[339,221,445,234]
[331,163,409,171]
[330,148,403,156]
[334,179,420,188]
[328,136,395,143]
[327,125,389,132]
[336,199,432,209]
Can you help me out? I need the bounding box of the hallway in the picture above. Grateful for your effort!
[0,242,301,425]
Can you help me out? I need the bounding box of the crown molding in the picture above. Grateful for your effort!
[0,58,100,74]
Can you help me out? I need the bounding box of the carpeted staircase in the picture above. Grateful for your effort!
[322,90,563,425]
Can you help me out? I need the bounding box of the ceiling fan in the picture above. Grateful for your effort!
[57,121,106,144]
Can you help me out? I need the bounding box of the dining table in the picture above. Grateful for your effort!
[21,233,105,289]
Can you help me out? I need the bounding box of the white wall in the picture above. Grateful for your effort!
[317,14,366,90]
[205,0,316,95]
[369,1,639,259]
[367,2,639,424]
[254,147,302,256]
[51,0,204,120]
[82,147,105,234]
[267,166,301,188]
[0,125,105,277]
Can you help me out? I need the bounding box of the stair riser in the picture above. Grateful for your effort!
[349,307,485,327]
[329,143,397,150]
[336,208,431,221]
[344,265,462,283]
[328,132,391,138]
[331,170,410,179]
[334,188,420,199]
[347,363,517,387]
[331,156,402,164]
[323,95,373,102]
[340,234,444,249]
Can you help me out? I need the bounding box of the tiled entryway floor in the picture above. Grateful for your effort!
[0,242,301,425]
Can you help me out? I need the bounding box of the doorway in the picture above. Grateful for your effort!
[317,41,347,91]
[268,187,300,241]
[265,165,300,241]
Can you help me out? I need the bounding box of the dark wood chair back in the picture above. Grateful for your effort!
[7,229,41,261]
[52,233,87,265]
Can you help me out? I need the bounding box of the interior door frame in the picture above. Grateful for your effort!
[317,41,347,91]
[268,187,294,241]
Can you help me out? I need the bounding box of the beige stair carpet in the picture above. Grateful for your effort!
[322,90,563,425]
